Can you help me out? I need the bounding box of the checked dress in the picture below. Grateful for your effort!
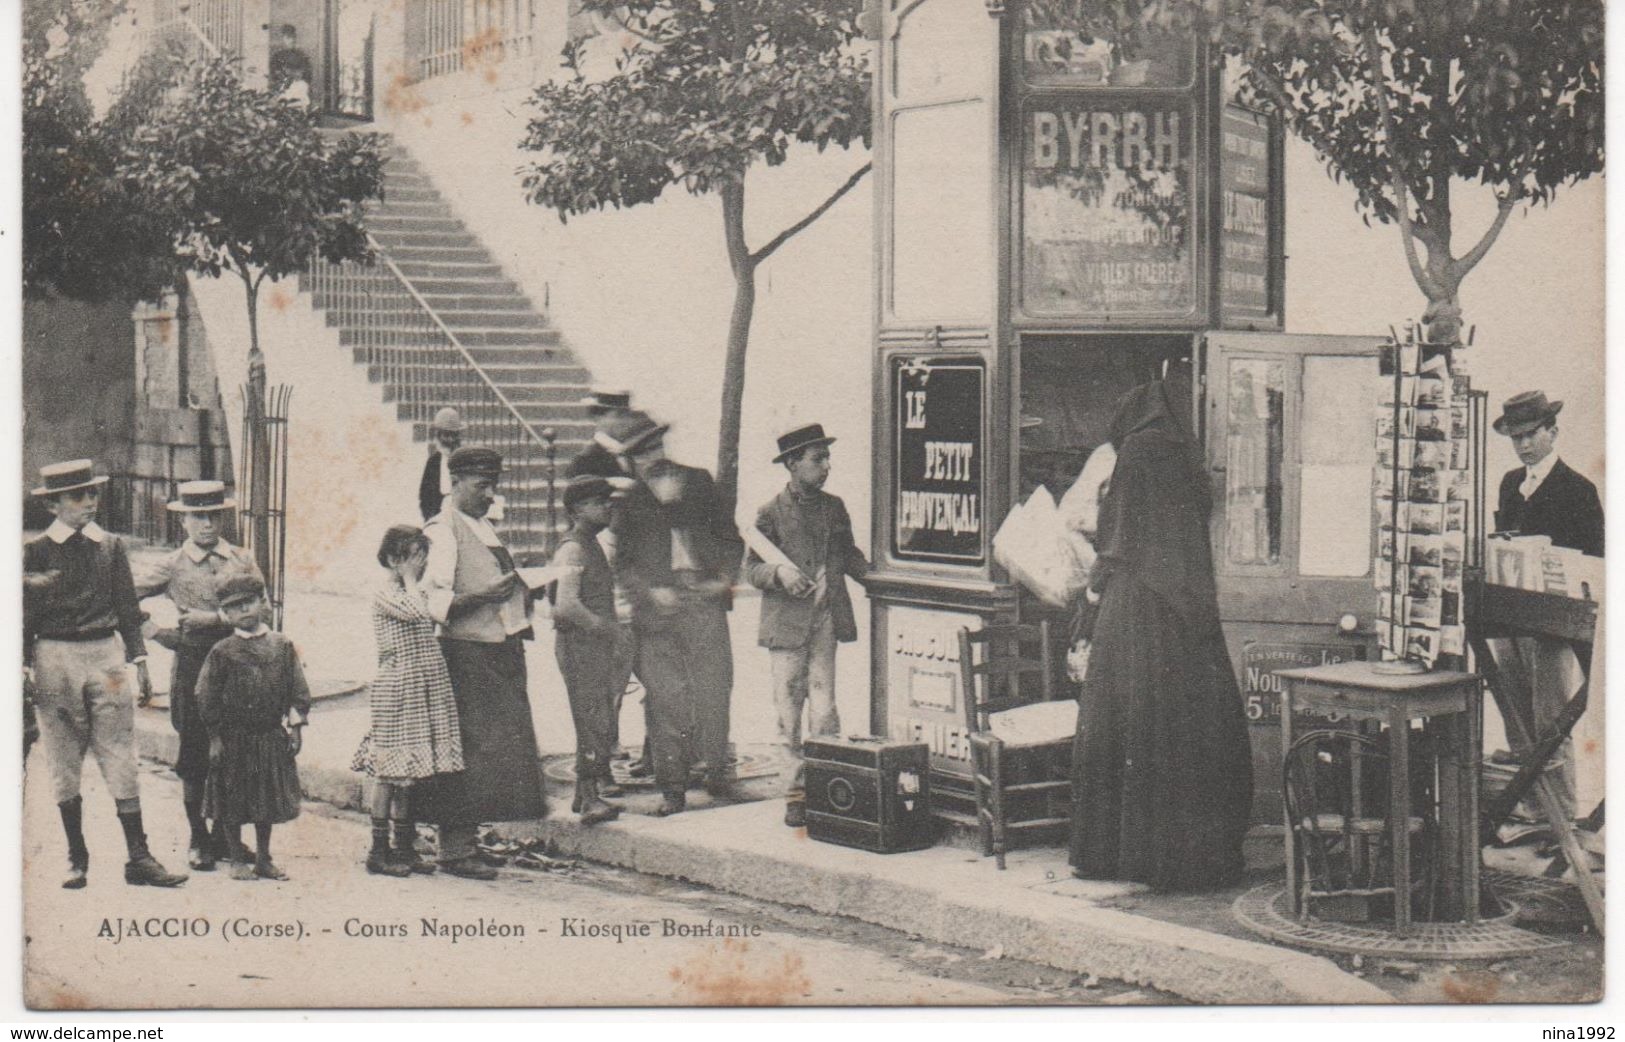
[353,580,464,783]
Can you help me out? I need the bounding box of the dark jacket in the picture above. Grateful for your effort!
[611,463,744,628]
[746,485,868,649]
[23,528,147,663]
[1495,458,1604,557]
[419,452,446,522]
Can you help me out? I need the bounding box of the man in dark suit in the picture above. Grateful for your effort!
[1491,389,1603,823]
[1494,390,1604,556]
[418,407,464,521]
[605,411,744,816]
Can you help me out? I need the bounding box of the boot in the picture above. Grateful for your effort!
[59,797,88,890]
[654,789,686,817]
[119,810,188,888]
[391,821,435,875]
[367,819,410,877]
[575,777,622,826]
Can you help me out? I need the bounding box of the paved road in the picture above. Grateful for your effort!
[24,757,1159,1010]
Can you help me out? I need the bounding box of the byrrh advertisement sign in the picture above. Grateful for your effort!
[1020,98,1198,318]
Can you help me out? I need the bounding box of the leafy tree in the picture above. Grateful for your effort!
[118,57,385,571]
[520,0,872,507]
[1079,0,1604,342]
[23,0,186,301]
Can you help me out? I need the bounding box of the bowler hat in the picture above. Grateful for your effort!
[1493,391,1563,437]
[448,446,503,478]
[580,388,632,413]
[431,407,465,433]
[215,570,266,608]
[167,479,236,513]
[600,411,668,456]
[772,423,836,464]
[31,459,110,498]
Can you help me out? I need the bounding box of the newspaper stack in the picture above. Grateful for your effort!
[993,486,1095,609]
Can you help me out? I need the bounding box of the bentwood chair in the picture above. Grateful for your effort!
[1282,729,1434,922]
[959,621,1077,869]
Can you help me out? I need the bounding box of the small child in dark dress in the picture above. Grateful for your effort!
[197,572,311,881]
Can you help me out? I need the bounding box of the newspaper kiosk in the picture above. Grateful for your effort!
[868,0,1385,825]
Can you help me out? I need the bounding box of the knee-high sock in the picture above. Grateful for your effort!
[58,797,87,867]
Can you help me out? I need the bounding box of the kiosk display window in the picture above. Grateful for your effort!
[1021,5,1195,88]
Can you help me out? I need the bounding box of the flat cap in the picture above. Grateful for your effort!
[215,570,267,607]
[448,446,503,478]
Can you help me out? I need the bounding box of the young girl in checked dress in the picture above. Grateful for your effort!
[353,525,464,877]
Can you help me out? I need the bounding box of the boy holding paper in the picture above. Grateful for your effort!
[745,424,871,828]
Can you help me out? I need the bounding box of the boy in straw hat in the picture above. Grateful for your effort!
[23,460,187,889]
[139,480,262,871]
[745,424,870,828]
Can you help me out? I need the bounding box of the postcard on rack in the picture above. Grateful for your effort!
[15,0,1605,1017]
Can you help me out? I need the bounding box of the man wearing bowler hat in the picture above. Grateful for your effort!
[1491,390,1604,825]
[605,411,744,815]
[746,424,871,827]
[419,407,465,522]
[421,447,548,877]
[567,389,635,480]
[23,460,188,889]
[139,480,262,870]
[1493,390,1603,557]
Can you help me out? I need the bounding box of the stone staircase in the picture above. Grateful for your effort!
[299,134,593,560]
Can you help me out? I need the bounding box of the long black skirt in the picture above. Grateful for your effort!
[416,637,548,824]
[1068,579,1253,892]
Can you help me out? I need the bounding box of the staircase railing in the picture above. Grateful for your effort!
[303,236,558,559]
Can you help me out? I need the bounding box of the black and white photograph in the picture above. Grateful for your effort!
[12,0,1610,1019]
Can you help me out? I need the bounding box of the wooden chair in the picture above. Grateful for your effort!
[1282,729,1433,922]
[959,621,1077,869]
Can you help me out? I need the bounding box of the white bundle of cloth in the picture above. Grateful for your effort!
[994,444,1118,610]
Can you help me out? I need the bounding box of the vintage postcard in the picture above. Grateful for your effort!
[16,0,1607,1013]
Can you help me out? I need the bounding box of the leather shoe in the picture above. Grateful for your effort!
[627,758,652,779]
[443,857,499,880]
[255,859,290,881]
[62,864,87,890]
[125,854,188,888]
[654,792,686,817]
[366,853,412,878]
[188,844,216,872]
[784,803,806,828]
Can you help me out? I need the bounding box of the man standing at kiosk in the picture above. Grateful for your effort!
[1492,390,1604,822]
[606,412,743,815]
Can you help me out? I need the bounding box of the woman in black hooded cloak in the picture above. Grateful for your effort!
[1068,378,1253,891]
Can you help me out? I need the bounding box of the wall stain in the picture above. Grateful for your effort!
[667,939,810,1006]
[1440,969,1500,1003]
[268,286,293,313]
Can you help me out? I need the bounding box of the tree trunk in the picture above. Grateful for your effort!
[242,272,272,581]
[715,178,755,515]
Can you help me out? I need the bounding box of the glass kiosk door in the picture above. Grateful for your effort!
[1204,331,1384,822]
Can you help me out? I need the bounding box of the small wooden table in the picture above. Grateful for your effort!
[1275,661,1483,937]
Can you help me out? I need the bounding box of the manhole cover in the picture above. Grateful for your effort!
[543,746,781,789]
[1233,882,1571,960]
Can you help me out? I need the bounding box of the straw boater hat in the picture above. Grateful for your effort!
[431,407,465,433]
[447,446,503,478]
[580,388,632,415]
[772,422,836,464]
[1493,391,1563,437]
[31,459,110,498]
[599,411,669,457]
[166,479,236,513]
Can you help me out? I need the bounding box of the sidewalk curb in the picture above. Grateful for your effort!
[135,713,1388,1006]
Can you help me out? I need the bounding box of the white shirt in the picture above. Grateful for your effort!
[45,520,105,544]
[1521,453,1560,500]
[422,509,531,636]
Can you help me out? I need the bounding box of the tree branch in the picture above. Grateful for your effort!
[751,161,871,264]
[1363,25,1439,301]
[1452,192,1516,283]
